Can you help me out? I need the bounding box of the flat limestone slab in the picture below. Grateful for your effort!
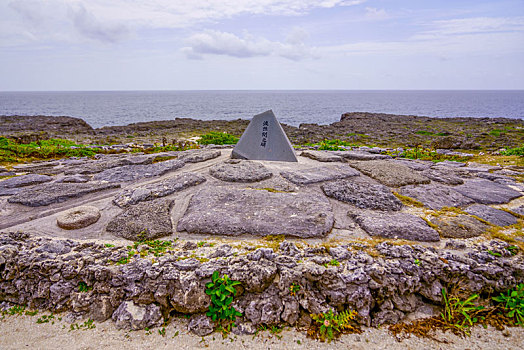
[352,212,440,242]
[8,182,121,207]
[93,159,185,183]
[280,165,360,185]
[454,179,522,204]
[177,187,334,238]
[465,204,518,227]
[209,160,272,183]
[431,214,488,238]
[399,184,474,210]
[0,174,53,188]
[300,150,342,162]
[348,160,430,187]
[322,180,403,211]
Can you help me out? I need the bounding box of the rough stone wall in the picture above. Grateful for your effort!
[1,232,523,331]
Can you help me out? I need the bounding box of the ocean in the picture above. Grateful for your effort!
[0,90,523,129]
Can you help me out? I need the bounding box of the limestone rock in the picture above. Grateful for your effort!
[300,150,342,162]
[353,212,440,242]
[348,160,430,187]
[431,214,488,238]
[8,182,120,207]
[392,159,433,171]
[332,151,392,161]
[56,174,90,183]
[177,187,333,238]
[454,179,522,204]
[178,149,221,163]
[465,204,518,227]
[209,160,272,183]
[188,314,214,336]
[421,168,464,185]
[93,159,185,183]
[399,184,474,210]
[0,174,53,188]
[322,180,403,211]
[113,172,206,207]
[280,165,360,185]
[106,198,174,241]
[112,301,162,330]
[56,206,101,230]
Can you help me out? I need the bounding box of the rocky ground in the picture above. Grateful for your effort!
[1,114,524,347]
[2,112,524,149]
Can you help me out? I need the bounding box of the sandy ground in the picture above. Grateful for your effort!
[1,313,523,350]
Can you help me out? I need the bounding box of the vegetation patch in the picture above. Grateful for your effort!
[308,309,361,342]
[205,271,243,335]
[198,131,239,145]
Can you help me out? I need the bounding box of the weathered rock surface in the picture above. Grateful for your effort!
[352,212,440,242]
[465,204,518,227]
[178,150,221,163]
[431,214,488,238]
[8,182,120,207]
[177,187,333,238]
[399,184,474,210]
[348,160,430,187]
[209,160,272,183]
[392,159,433,171]
[93,159,185,183]
[421,168,464,185]
[112,301,162,330]
[113,173,206,208]
[322,180,403,211]
[56,174,90,183]
[56,206,101,230]
[1,232,523,331]
[280,165,359,185]
[454,179,522,204]
[0,174,53,188]
[300,150,342,162]
[106,199,174,240]
[187,314,214,336]
[333,151,392,161]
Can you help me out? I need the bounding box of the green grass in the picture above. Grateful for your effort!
[0,137,99,164]
[198,131,239,145]
[489,129,504,137]
[501,146,524,156]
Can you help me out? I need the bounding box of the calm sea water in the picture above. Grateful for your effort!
[0,90,523,129]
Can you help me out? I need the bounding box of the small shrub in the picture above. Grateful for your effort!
[198,132,239,145]
[205,271,243,334]
[289,283,301,296]
[78,282,91,293]
[501,146,524,156]
[441,288,485,335]
[309,309,360,342]
[493,283,524,326]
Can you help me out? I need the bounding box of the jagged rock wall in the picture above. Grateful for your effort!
[1,232,523,331]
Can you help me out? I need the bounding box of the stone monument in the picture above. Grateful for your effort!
[231,110,298,162]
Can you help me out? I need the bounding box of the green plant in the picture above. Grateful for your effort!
[205,271,243,334]
[104,243,115,248]
[36,314,55,324]
[501,146,524,156]
[487,250,502,257]
[441,288,485,335]
[309,309,360,342]
[198,132,239,145]
[70,319,96,331]
[78,282,92,293]
[493,284,524,326]
[324,259,340,267]
[158,327,166,336]
[290,283,301,296]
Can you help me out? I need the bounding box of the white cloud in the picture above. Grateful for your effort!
[182,29,317,60]
[3,0,367,45]
[365,7,388,20]
[415,16,524,39]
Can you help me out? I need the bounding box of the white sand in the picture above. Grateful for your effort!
[1,313,523,350]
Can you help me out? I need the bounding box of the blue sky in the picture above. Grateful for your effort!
[1,0,523,90]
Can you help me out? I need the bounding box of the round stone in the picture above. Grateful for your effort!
[209,160,272,182]
[57,206,101,230]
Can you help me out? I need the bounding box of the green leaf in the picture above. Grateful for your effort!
[212,271,219,282]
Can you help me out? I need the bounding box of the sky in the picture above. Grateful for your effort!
[1,0,523,91]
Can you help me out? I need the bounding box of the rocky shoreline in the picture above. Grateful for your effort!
[2,112,524,149]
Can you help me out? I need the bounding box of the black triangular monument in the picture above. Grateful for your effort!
[231,110,298,162]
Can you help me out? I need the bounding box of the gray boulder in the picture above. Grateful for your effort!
[106,198,174,241]
[56,206,101,230]
[177,187,333,238]
[465,204,518,227]
[353,212,440,242]
[348,160,430,187]
[209,160,272,182]
[280,165,359,185]
[113,172,206,207]
[322,180,403,211]
[93,159,185,182]
[112,301,162,330]
[8,182,120,207]
[431,214,488,238]
[399,184,474,210]
[454,179,522,204]
[0,174,53,188]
